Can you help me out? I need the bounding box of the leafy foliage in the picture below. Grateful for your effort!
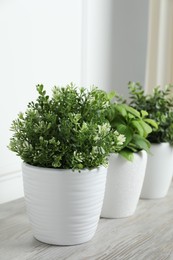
[128,82,173,144]
[9,84,125,169]
[106,99,157,161]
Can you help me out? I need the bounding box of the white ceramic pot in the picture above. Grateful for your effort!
[140,143,173,199]
[101,151,147,218]
[22,163,107,245]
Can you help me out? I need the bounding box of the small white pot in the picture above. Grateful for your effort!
[22,163,107,245]
[140,143,173,199]
[101,151,147,218]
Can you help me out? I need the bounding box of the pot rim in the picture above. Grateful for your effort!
[22,162,107,174]
[110,149,147,157]
[150,142,171,146]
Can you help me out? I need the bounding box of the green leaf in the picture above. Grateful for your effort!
[119,149,134,161]
[132,134,151,153]
[110,114,126,128]
[115,104,127,117]
[131,120,144,136]
[138,120,152,136]
[128,113,135,119]
[18,112,24,119]
[36,84,44,94]
[116,124,126,132]
[121,104,140,118]
[141,110,148,118]
[106,107,115,122]
[144,119,158,129]
[127,143,138,152]
[107,91,116,100]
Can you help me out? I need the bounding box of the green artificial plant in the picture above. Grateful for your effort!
[9,83,125,170]
[128,82,173,145]
[106,92,158,161]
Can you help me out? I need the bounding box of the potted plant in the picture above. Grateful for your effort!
[101,98,157,218]
[128,82,173,199]
[9,83,125,245]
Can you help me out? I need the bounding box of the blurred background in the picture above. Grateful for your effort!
[1,0,172,203]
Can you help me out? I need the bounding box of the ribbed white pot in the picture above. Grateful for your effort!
[22,163,107,245]
[101,151,147,218]
[140,143,173,199]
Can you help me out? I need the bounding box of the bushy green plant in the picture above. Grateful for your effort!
[128,82,173,144]
[106,96,157,161]
[9,83,125,170]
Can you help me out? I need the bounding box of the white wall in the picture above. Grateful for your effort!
[112,0,149,97]
[82,0,149,96]
[81,0,114,90]
[0,0,82,203]
[0,0,149,203]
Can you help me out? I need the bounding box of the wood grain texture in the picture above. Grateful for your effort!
[1,185,173,260]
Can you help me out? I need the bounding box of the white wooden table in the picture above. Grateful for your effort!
[1,185,173,260]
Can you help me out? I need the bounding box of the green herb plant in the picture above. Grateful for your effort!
[128,82,173,144]
[106,92,157,161]
[9,84,125,170]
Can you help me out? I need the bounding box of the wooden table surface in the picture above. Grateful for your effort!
[1,185,173,260]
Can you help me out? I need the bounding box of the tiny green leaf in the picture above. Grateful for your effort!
[107,91,116,100]
[141,110,148,118]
